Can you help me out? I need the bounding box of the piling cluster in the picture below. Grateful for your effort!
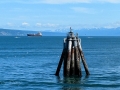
[55,27,90,77]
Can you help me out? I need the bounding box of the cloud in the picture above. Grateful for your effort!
[7,23,14,27]
[21,22,30,28]
[35,23,59,28]
[40,0,90,4]
[28,0,120,4]
[71,7,95,14]
[1,0,120,4]
[45,23,59,27]
[4,0,90,4]
[98,0,120,3]
[104,22,120,28]
[36,23,42,27]
[39,0,120,4]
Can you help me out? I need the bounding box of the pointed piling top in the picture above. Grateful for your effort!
[67,27,74,38]
[70,27,72,32]
[76,33,78,38]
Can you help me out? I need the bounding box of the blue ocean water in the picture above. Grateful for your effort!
[0,36,120,90]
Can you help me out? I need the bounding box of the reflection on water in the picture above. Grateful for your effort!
[63,77,81,84]
[56,75,89,90]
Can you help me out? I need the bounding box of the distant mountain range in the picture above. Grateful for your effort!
[75,27,120,36]
[0,27,120,36]
[0,28,66,36]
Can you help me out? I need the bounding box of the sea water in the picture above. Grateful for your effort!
[0,36,120,90]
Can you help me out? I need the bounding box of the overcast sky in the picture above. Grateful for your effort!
[0,0,120,31]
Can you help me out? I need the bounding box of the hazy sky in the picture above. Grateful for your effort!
[0,0,120,31]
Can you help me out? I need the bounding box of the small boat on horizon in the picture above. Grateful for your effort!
[27,32,42,36]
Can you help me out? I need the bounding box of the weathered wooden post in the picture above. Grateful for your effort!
[55,27,90,77]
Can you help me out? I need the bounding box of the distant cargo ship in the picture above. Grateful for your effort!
[27,32,42,36]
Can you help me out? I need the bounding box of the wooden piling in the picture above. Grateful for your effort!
[55,27,90,77]
[65,38,72,76]
[74,39,82,77]
[79,48,90,75]
[77,39,90,75]
[63,39,68,76]
[55,38,67,76]
[70,46,75,76]
[55,49,64,76]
